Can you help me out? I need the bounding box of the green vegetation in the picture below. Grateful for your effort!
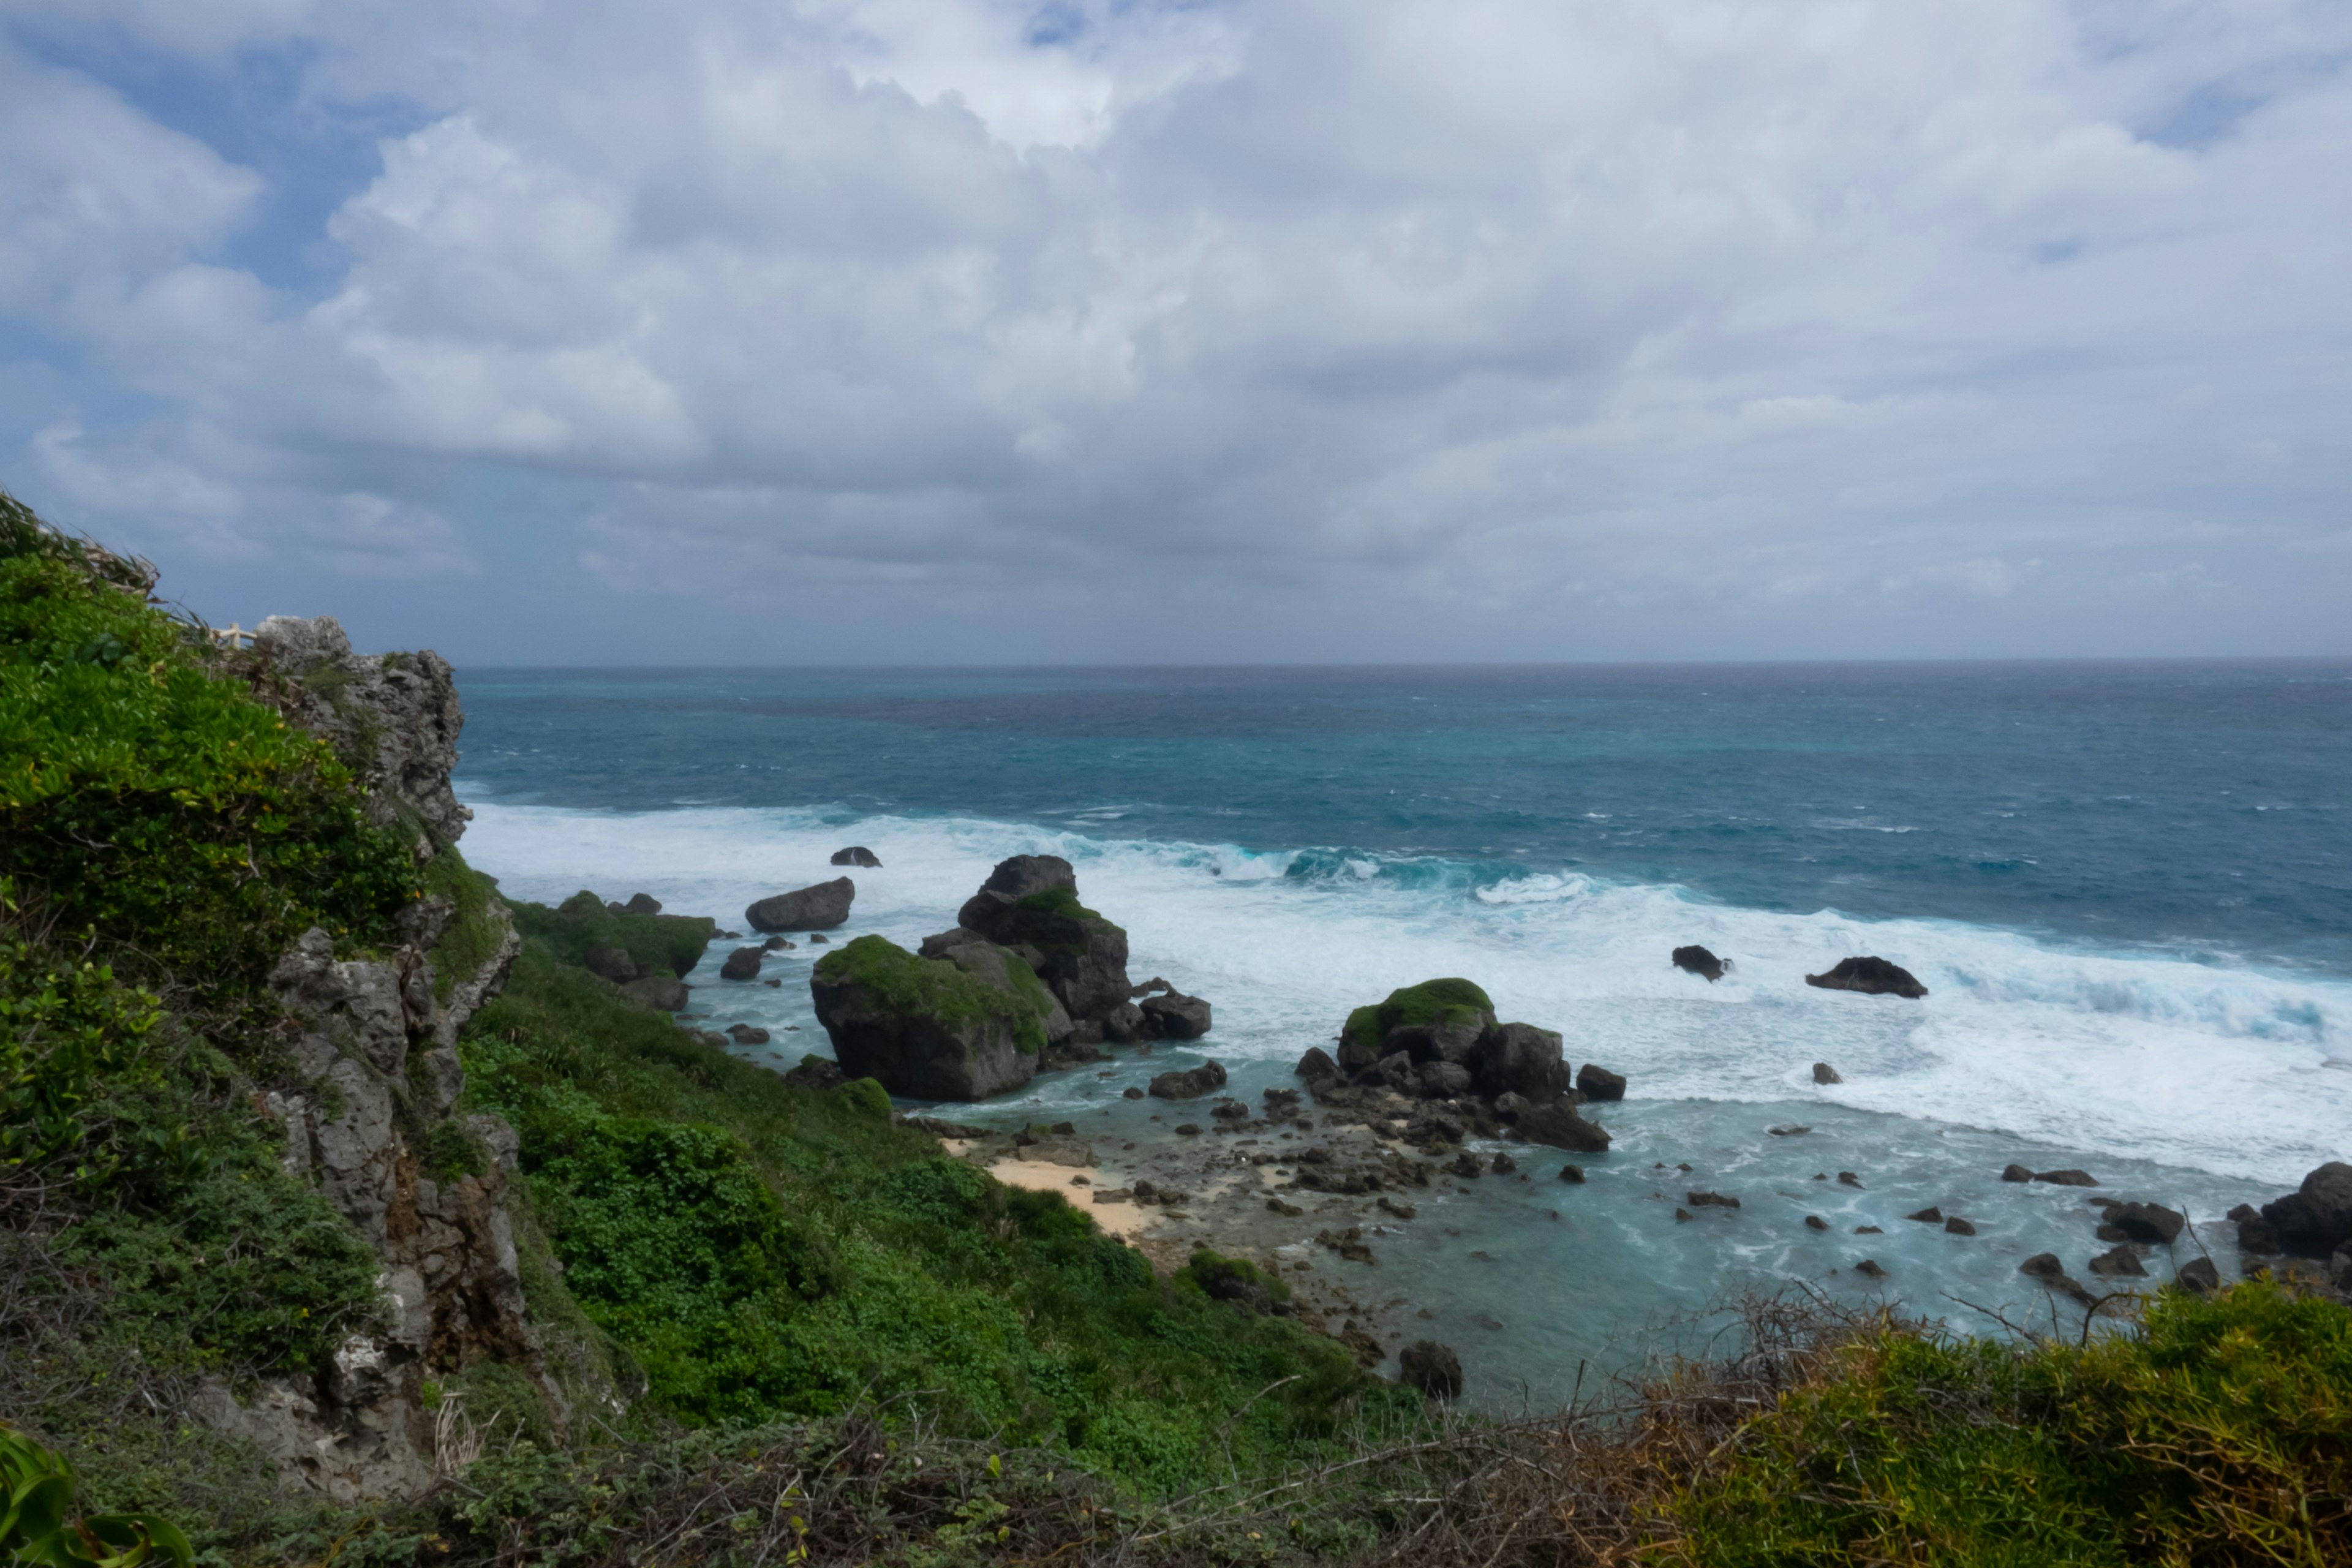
[1343,976,1495,1057]
[461,926,1383,1480]
[0,499,420,1022]
[420,848,506,1001]
[513,891,713,979]
[1667,1283,2352,1566]
[1016,886,1097,921]
[1,1422,192,1568]
[814,934,1058,1055]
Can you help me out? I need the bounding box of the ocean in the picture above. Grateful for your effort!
[453,662,2352,1401]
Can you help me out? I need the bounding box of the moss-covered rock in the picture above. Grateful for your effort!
[955,856,1137,1028]
[519,893,713,981]
[1340,977,1496,1066]
[809,935,1059,1100]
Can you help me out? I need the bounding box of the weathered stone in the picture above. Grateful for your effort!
[1805,956,1928,998]
[1150,1060,1229,1100]
[1515,1096,1610,1153]
[1688,1190,1740,1210]
[726,1023,771,1044]
[1139,989,1212,1040]
[1468,1022,1566,1099]
[2105,1202,2186,1246]
[746,878,855,932]
[2089,1245,2148,1278]
[2034,1169,2100,1188]
[2258,1163,2352,1259]
[1905,1207,1943,1224]
[622,892,663,915]
[1813,1061,1844,1085]
[1295,1046,1340,1082]
[1575,1063,1626,1102]
[809,935,1054,1100]
[719,946,764,981]
[252,616,471,848]
[2001,1163,2034,1182]
[1944,1216,1977,1237]
[830,846,883,867]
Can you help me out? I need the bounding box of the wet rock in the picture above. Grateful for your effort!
[1854,1224,1882,1234]
[2105,1202,2186,1246]
[808,934,827,943]
[1470,1023,1568,1099]
[2089,1245,2148,1278]
[1838,1172,1864,1188]
[1944,1216,1977,1236]
[1558,1164,1586,1185]
[726,1023,771,1044]
[1261,1087,1303,1119]
[1905,1207,1944,1224]
[2227,1202,2258,1222]
[1121,1086,1144,1099]
[1805,956,1928,998]
[2257,1162,2352,1259]
[1400,1341,1463,1400]
[1490,1152,1517,1175]
[1148,1060,1229,1100]
[763,936,796,951]
[1415,1060,1475,1099]
[1854,1259,1888,1279]
[1295,1046,1341,1083]
[2034,1169,2100,1188]
[1674,1207,1692,1223]
[1575,1063,1627,1102]
[2018,1252,2065,1280]
[830,846,883,867]
[1493,1091,1532,1121]
[2001,1163,2034,1183]
[2237,1213,2282,1254]
[1139,989,1213,1041]
[1812,1062,1844,1085]
[1317,1226,1378,1264]
[1516,1097,1611,1153]
[747,878,855,932]
[1768,1125,1811,1137]
[2176,1257,2222,1294]
[1688,1191,1740,1209]
[1175,1123,1202,1136]
[1449,1152,1484,1180]
[1377,1197,1418,1219]
[1266,1197,1304,1216]
[1672,944,1727,982]
[719,946,764,981]
[956,856,1139,1025]
[1210,1098,1251,1121]
[1805,1215,1828,1231]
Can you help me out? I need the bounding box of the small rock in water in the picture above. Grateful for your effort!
[763,978,782,988]
[763,935,796,951]
[1490,1152,1517,1175]
[2034,1168,2100,1188]
[1769,1125,1811,1137]
[1449,1152,1483,1179]
[1121,1086,1144,1099]
[1676,1162,1693,1172]
[2089,1245,2148,1277]
[725,1023,771,1044]
[2177,1257,2221,1294]
[1944,1216,1977,1236]
[1855,1224,1883,1234]
[2001,1163,2034,1182]
[1377,1197,1418,1220]
[1471,1311,1506,1330]
[1558,1164,1586,1184]
[1812,1062,1844,1085]
[1174,1123,1202,1136]
[1854,1258,1888,1279]
[1687,1191,1740,1210]
[1812,1172,1828,1181]
[2105,1201,2185,1245]
[1575,1063,1627,1101]
[1806,957,1928,999]
[719,947,764,981]
[1266,1197,1304,1216]
[808,933,827,944]
[829,845,883,867]
[1674,1207,1693,1223]
[1805,1215,1829,1231]
[2018,1253,2065,1280]
[1838,1172,1864,1188]
[1905,1207,1944,1224]
[1671,944,1727,982]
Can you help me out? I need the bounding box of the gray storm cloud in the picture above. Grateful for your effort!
[1,0,2348,660]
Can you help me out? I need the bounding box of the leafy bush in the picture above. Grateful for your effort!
[0,901,164,1174]
[0,543,418,1018]
[1,1421,192,1568]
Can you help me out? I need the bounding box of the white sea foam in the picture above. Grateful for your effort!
[464,799,2352,1188]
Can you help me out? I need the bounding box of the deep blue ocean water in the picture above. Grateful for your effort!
[452,661,2352,1399]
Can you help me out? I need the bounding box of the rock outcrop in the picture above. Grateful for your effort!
[809,934,1060,1100]
[1672,944,1727,981]
[1308,978,1611,1153]
[2256,1162,2352,1259]
[747,878,856,932]
[955,856,1144,1036]
[1805,956,1928,998]
[209,619,538,1502]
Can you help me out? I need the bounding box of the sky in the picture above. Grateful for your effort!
[1,0,2348,665]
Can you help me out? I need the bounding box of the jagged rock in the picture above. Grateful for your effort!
[1449,1152,1483,1179]
[2105,1202,2186,1246]
[620,974,687,1011]
[1814,1062,1844,1085]
[1672,944,1727,981]
[1149,1060,1229,1100]
[1575,1063,1626,1102]
[2089,1245,2148,1278]
[830,846,883,867]
[747,878,855,932]
[252,616,470,848]
[2018,1252,2065,1280]
[1905,1207,1944,1224]
[622,892,663,914]
[1468,1023,1566,1099]
[720,946,764,981]
[1295,1046,1340,1082]
[1210,1098,1250,1121]
[763,936,795,951]
[1415,1060,1474,1099]
[1806,956,1928,998]
[1854,1259,1888,1279]
[2257,1163,2352,1258]
[1399,1341,1463,1400]
[2034,1169,2100,1188]
[1686,1190,1737,1210]
[956,856,1138,1023]
[1489,1151,1517,1175]
[726,1023,771,1044]
[809,935,1058,1100]
[1139,989,1212,1041]
[1945,1216,1977,1236]
[1838,1171,1864,1188]
[2001,1163,2034,1182]
[2237,1214,2282,1254]
[1316,1226,1378,1264]
[1515,1097,1611,1153]
[918,927,980,958]
[1805,1214,1828,1230]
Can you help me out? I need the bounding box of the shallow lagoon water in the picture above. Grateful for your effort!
[455,663,2350,1405]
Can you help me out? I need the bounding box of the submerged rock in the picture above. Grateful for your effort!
[2089,1245,2148,1278]
[2034,1168,2100,1188]
[747,877,856,932]
[1516,1098,1611,1153]
[1805,956,1928,998]
[1672,944,1727,981]
[1687,1190,1740,1210]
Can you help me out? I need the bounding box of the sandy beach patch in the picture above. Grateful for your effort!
[986,1156,1156,1242]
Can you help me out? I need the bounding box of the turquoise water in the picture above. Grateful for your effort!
[452,661,2352,1400]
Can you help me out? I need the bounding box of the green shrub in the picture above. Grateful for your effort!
[837,1076,892,1119]
[0,902,164,1174]
[0,1420,192,1568]
[422,848,507,1001]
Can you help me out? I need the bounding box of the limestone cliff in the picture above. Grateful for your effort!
[192,616,540,1502]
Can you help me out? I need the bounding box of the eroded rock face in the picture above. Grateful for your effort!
[252,616,470,849]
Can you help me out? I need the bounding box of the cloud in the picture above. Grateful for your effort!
[1,0,2350,660]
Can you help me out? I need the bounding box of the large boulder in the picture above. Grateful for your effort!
[2259,1163,2352,1259]
[1468,1022,1566,1100]
[748,878,856,932]
[1139,989,1212,1040]
[719,946,764,981]
[1805,956,1928,998]
[1341,978,1497,1066]
[830,846,883,868]
[2105,1201,2186,1246]
[808,935,1061,1100]
[1515,1096,1611,1153]
[1575,1063,1627,1102]
[956,856,1137,1024]
[1149,1060,1229,1100]
[1672,944,1727,982]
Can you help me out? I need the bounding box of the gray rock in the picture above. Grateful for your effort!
[1415,1060,1474,1099]
[1515,1096,1611,1153]
[2105,1201,2185,1246]
[2001,1163,2034,1182]
[1469,1022,1567,1099]
[918,927,983,958]
[1905,1207,1944,1224]
[720,946,764,981]
[2018,1252,2065,1280]
[830,846,883,867]
[1149,1060,1229,1100]
[1558,1164,1586,1184]
[2176,1256,2221,1294]
[1688,1190,1740,1209]
[1139,989,1212,1040]
[2034,1168,2100,1188]
[1805,956,1928,998]
[747,878,855,932]
[2089,1245,2148,1278]
[810,938,1050,1100]
[956,857,1136,1025]
[1813,1061,1844,1085]
[1944,1216,1977,1237]
[1387,1014,1488,1066]
[1575,1062,1627,1102]
[726,1023,771,1044]
[1295,1046,1340,1082]
[2258,1162,2352,1258]
[1399,1340,1463,1400]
